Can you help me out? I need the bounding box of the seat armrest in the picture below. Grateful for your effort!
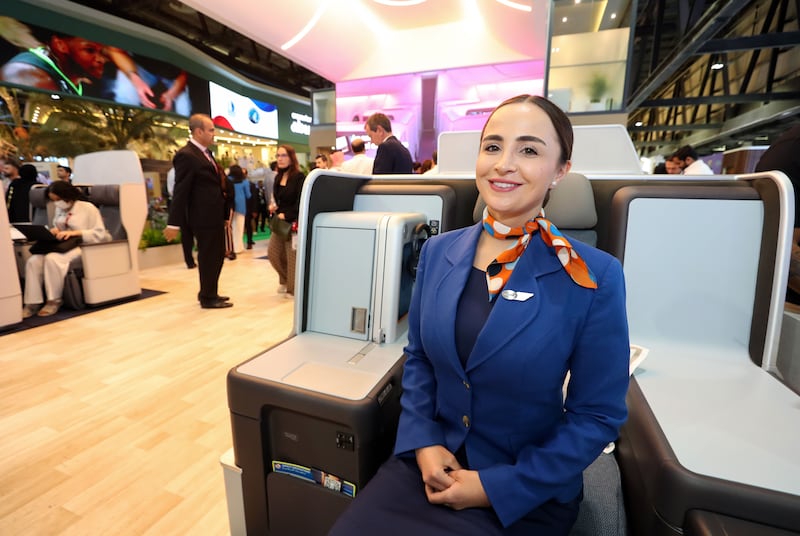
[80,240,131,278]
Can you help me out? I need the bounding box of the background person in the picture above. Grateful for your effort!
[314,153,330,170]
[329,149,344,171]
[164,114,232,309]
[228,164,250,254]
[419,158,433,174]
[365,112,414,174]
[340,137,374,175]
[166,166,196,268]
[330,95,630,536]
[255,179,269,232]
[56,165,72,182]
[670,145,713,175]
[22,180,110,318]
[423,150,439,175]
[5,161,37,223]
[0,156,8,194]
[268,144,305,297]
[664,158,682,174]
[244,175,258,249]
[223,168,236,261]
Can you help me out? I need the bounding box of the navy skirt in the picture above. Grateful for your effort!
[328,456,580,536]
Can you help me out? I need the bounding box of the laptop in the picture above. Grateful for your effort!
[12,223,59,242]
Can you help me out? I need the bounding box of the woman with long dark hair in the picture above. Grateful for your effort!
[268,144,305,297]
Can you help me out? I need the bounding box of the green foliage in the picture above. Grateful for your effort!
[588,73,610,103]
[138,197,180,249]
[0,87,182,160]
[139,226,172,249]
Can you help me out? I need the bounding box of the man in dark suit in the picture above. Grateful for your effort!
[365,112,413,174]
[164,114,232,309]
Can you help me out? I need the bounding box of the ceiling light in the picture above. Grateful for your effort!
[495,0,533,11]
[711,62,724,70]
[611,13,617,19]
[562,16,568,22]
[281,0,332,51]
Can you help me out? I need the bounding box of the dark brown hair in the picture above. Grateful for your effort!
[480,95,573,164]
[276,144,301,175]
[228,164,245,183]
[365,112,392,133]
[47,179,83,201]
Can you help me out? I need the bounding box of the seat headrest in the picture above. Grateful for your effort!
[29,185,49,208]
[88,184,120,206]
[472,172,597,230]
[545,172,597,229]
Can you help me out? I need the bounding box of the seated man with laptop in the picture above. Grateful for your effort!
[17,181,110,318]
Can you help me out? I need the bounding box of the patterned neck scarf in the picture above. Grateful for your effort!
[483,207,597,302]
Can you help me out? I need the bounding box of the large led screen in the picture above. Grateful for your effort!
[0,16,209,116]
[209,81,279,139]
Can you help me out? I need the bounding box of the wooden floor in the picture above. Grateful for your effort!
[0,239,294,535]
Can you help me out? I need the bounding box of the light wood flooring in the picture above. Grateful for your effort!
[1,239,294,535]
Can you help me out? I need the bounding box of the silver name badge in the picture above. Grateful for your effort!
[501,289,534,301]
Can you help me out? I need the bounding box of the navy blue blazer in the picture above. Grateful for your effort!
[394,222,630,527]
[372,135,413,174]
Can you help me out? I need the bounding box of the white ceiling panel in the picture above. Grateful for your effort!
[178,0,550,82]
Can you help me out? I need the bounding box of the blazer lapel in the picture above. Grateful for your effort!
[466,236,565,372]
[187,143,219,174]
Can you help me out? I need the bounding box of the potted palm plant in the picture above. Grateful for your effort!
[587,73,609,111]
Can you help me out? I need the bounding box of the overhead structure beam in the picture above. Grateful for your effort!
[629,123,723,132]
[697,31,800,53]
[626,0,750,111]
[641,91,800,107]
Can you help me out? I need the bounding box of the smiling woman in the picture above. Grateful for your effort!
[329,95,630,536]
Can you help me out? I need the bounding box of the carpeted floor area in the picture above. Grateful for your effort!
[0,288,166,336]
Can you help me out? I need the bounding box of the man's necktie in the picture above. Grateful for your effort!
[206,149,226,192]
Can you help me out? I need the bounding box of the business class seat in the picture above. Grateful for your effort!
[24,183,146,307]
[605,172,800,535]
[542,172,598,246]
[228,171,625,536]
[28,184,51,225]
[1,189,23,329]
[77,183,144,305]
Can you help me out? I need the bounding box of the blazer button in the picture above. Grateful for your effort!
[462,415,470,428]
[463,380,470,390]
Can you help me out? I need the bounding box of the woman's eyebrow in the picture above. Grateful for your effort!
[481,134,547,145]
[517,135,547,145]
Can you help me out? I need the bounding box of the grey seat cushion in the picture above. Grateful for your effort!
[569,452,628,536]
